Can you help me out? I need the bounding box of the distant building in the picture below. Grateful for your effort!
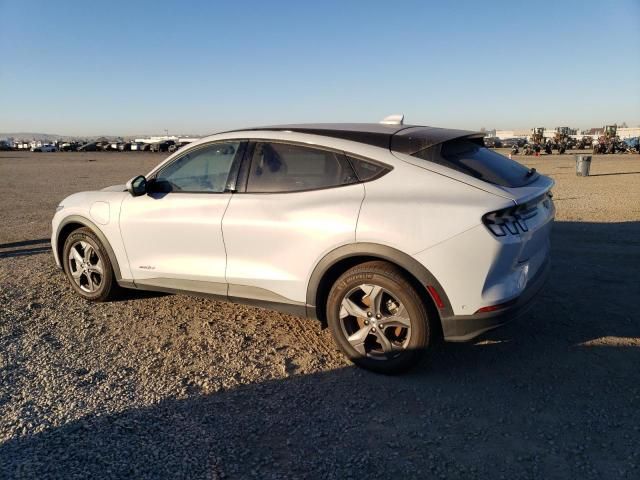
[494,129,529,139]
[582,128,603,136]
[579,127,639,138]
[617,127,640,139]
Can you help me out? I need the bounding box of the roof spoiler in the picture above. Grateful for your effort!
[391,128,483,155]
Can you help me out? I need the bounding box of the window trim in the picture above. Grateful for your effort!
[149,140,248,194]
[236,139,393,194]
[343,153,393,183]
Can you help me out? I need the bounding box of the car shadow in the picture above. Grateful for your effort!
[110,287,169,301]
[0,246,52,258]
[0,238,50,249]
[0,239,51,259]
[1,221,639,478]
[587,171,640,177]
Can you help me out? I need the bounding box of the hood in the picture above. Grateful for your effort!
[101,184,126,192]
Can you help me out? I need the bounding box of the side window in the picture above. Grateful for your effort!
[347,156,389,182]
[155,141,240,193]
[246,142,357,193]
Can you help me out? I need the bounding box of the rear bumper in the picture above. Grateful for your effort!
[440,257,550,342]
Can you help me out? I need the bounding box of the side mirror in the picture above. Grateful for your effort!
[126,175,147,196]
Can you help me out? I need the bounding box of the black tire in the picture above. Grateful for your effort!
[326,261,431,374]
[62,227,118,302]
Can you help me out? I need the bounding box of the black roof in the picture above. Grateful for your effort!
[229,123,481,155]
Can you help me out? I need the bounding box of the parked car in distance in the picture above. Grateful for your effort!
[168,140,192,153]
[118,142,132,152]
[77,142,99,152]
[52,121,555,373]
[483,136,503,148]
[501,138,526,148]
[59,142,81,152]
[150,140,176,153]
[32,144,58,152]
[101,142,120,152]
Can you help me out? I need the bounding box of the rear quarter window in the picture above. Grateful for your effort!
[346,156,390,182]
[413,139,536,187]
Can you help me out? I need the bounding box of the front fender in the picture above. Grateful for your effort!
[53,215,126,281]
[52,190,130,279]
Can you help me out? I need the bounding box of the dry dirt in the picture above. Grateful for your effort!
[1,150,639,479]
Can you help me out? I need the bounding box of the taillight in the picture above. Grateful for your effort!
[482,198,542,237]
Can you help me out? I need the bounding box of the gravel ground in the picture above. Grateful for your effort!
[1,150,639,479]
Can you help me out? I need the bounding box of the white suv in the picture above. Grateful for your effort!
[52,123,555,373]
[33,144,58,152]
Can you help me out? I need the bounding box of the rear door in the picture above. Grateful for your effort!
[119,141,245,294]
[222,141,364,305]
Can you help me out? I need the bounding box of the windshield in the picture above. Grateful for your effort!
[412,139,537,187]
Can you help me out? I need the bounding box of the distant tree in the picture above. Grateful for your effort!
[619,122,628,128]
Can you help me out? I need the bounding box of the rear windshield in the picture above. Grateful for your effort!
[412,139,537,187]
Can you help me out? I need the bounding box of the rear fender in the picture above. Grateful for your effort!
[305,242,454,321]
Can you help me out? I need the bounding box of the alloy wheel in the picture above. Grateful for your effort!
[67,241,104,293]
[339,284,412,360]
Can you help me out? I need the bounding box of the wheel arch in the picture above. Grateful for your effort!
[56,215,122,280]
[306,243,453,328]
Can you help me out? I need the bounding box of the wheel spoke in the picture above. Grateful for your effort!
[71,268,83,279]
[82,243,95,262]
[395,303,408,318]
[86,273,95,291]
[347,325,371,356]
[340,298,368,319]
[372,329,397,355]
[361,284,383,313]
[91,258,104,275]
[382,314,411,329]
[71,246,83,265]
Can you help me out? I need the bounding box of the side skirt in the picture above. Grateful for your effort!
[117,279,308,318]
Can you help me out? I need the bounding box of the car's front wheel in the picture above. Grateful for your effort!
[62,227,117,301]
[326,261,432,374]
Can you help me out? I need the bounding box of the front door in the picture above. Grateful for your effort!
[119,140,245,295]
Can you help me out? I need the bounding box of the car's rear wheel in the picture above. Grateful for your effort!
[62,227,117,302]
[326,261,431,374]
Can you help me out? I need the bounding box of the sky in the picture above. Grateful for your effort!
[0,0,639,136]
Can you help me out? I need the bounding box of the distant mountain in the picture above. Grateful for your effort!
[0,133,129,144]
[0,132,204,141]
[0,132,64,140]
